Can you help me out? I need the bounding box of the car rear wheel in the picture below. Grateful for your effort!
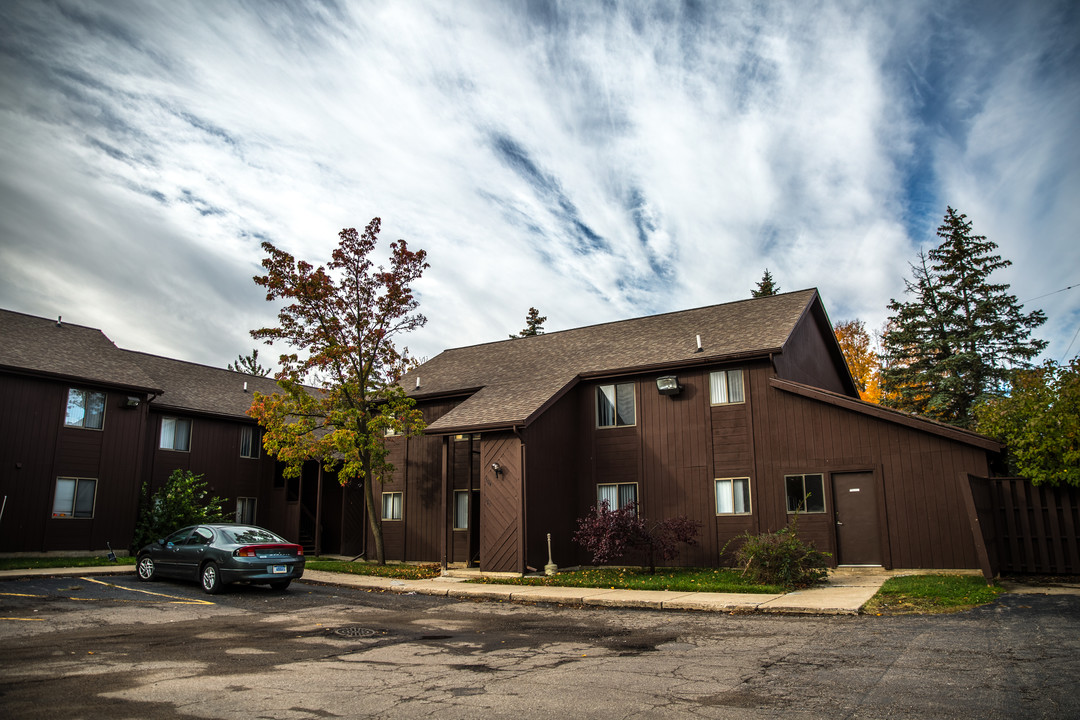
[136,555,156,582]
[201,562,223,594]
[269,579,292,591]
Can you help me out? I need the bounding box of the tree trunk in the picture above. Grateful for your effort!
[362,455,385,565]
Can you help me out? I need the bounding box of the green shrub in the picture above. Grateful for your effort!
[731,518,830,589]
[131,469,228,552]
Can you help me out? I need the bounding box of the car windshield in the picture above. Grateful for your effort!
[225,527,286,544]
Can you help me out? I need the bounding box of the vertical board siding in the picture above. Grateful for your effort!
[756,372,992,569]
[524,392,579,572]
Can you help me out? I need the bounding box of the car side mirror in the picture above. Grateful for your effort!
[157,539,166,546]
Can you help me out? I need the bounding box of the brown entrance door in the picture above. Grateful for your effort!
[832,471,883,565]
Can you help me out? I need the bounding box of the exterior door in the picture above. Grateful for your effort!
[832,471,883,565]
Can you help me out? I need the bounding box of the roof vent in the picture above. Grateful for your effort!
[695,334,703,353]
[56,315,62,327]
[415,377,421,390]
[243,381,248,392]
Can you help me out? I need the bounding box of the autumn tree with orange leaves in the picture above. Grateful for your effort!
[834,319,882,403]
[247,218,428,564]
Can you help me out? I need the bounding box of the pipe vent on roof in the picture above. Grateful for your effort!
[243,381,248,392]
[695,334,703,352]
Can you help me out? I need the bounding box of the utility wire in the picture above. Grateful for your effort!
[1021,282,1080,305]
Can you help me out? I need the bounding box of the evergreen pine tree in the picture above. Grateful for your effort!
[510,307,547,338]
[751,269,780,297]
[881,207,1046,427]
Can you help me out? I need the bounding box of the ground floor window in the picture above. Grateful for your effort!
[236,497,257,524]
[52,477,97,518]
[597,482,637,511]
[382,492,403,521]
[453,490,469,530]
[715,478,751,515]
[785,473,826,513]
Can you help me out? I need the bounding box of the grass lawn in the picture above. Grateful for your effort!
[305,560,442,580]
[0,555,136,571]
[472,567,787,594]
[865,574,1002,615]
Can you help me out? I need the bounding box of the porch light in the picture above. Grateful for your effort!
[656,375,681,396]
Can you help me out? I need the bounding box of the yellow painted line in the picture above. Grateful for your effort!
[0,617,46,622]
[0,593,46,598]
[82,576,214,605]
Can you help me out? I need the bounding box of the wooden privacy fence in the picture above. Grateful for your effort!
[963,475,1080,580]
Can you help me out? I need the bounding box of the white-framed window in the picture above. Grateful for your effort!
[236,497,257,524]
[596,382,635,428]
[65,388,106,429]
[382,491,403,521]
[453,490,469,530]
[597,482,638,511]
[709,369,745,405]
[52,477,97,518]
[785,474,826,513]
[240,426,260,458]
[160,417,192,451]
[715,478,751,515]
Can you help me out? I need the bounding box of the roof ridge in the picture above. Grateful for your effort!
[436,288,819,355]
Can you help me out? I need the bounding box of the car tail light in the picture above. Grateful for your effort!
[296,546,304,556]
[235,547,258,557]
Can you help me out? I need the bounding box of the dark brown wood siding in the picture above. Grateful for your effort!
[367,397,462,562]
[523,391,580,571]
[754,372,992,569]
[0,374,149,552]
[144,410,283,538]
[773,305,851,395]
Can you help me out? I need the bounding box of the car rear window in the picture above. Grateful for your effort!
[226,528,286,544]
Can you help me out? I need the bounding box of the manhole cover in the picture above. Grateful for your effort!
[333,626,378,638]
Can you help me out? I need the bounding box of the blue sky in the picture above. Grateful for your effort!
[1,0,1077,369]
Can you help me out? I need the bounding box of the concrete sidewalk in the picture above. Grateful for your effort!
[300,568,892,615]
[0,566,919,615]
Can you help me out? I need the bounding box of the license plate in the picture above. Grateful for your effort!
[271,565,287,574]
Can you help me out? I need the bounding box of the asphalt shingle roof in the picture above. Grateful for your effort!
[0,309,161,391]
[401,289,819,432]
[126,351,282,418]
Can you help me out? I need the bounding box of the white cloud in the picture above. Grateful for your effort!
[1,0,1076,367]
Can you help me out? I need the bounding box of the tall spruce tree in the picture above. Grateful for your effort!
[751,269,780,297]
[880,207,1047,428]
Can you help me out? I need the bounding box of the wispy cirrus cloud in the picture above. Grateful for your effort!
[0,0,1076,365]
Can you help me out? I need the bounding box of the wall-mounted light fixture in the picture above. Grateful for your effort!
[491,462,503,477]
[124,396,141,408]
[656,375,682,396]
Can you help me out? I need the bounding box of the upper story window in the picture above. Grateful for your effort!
[709,369,745,405]
[240,426,260,458]
[160,417,192,452]
[65,389,106,429]
[596,382,635,428]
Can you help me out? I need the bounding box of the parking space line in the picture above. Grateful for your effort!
[82,577,215,605]
[0,593,46,598]
[1,617,45,622]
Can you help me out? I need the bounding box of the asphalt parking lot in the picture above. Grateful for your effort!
[2,573,1079,719]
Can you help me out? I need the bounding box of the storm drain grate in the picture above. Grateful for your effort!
[333,625,379,638]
